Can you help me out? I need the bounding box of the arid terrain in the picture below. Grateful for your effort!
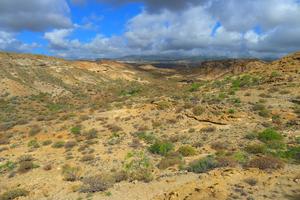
[0,51,299,200]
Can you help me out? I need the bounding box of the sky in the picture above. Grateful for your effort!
[0,0,300,59]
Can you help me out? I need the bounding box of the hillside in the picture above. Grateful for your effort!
[0,51,299,200]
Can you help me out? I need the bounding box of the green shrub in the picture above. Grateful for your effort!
[0,188,29,200]
[258,129,283,142]
[177,145,197,157]
[228,109,235,114]
[42,140,52,146]
[245,144,267,154]
[265,140,286,150]
[0,161,16,173]
[189,83,202,92]
[279,146,300,163]
[245,133,257,140]
[149,141,174,156]
[231,151,248,164]
[186,156,218,173]
[51,141,65,148]
[28,139,40,148]
[70,126,81,135]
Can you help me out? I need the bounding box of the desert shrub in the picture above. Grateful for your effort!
[258,129,283,143]
[106,124,123,132]
[113,170,128,183]
[158,152,183,169]
[258,109,270,117]
[134,132,156,144]
[64,140,77,149]
[186,156,218,173]
[79,174,114,193]
[0,188,29,200]
[42,140,52,146]
[188,82,202,92]
[192,106,204,116]
[216,156,237,167]
[18,155,33,162]
[231,151,249,164]
[62,164,81,182]
[29,125,41,136]
[156,101,171,110]
[124,151,153,182]
[18,161,35,173]
[265,140,286,150]
[188,128,196,133]
[252,103,265,111]
[149,141,174,156]
[51,141,65,148]
[244,178,258,186]
[70,126,81,135]
[247,156,284,170]
[85,128,98,139]
[177,145,197,157]
[279,146,300,163]
[0,135,9,145]
[0,161,16,173]
[228,109,235,114]
[27,139,40,148]
[245,132,257,140]
[200,126,216,132]
[245,144,267,154]
[80,154,95,162]
[211,142,228,151]
[43,164,52,171]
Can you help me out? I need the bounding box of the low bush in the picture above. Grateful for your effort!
[258,129,283,143]
[70,126,81,135]
[149,141,174,156]
[51,141,65,148]
[245,144,267,154]
[216,156,237,167]
[79,174,114,193]
[64,140,77,149]
[231,151,249,164]
[0,188,29,200]
[29,125,41,136]
[177,145,197,157]
[124,151,153,182]
[80,154,95,162]
[192,106,204,116]
[247,156,284,170]
[18,161,35,173]
[158,152,183,169]
[134,132,156,144]
[27,139,40,148]
[186,156,218,173]
[85,128,98,139]
[62,164,81,182]
[42,140,52,146]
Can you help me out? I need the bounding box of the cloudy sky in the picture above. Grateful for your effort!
[0,0,300,59]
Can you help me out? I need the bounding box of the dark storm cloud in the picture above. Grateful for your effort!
[0,0,72,32]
